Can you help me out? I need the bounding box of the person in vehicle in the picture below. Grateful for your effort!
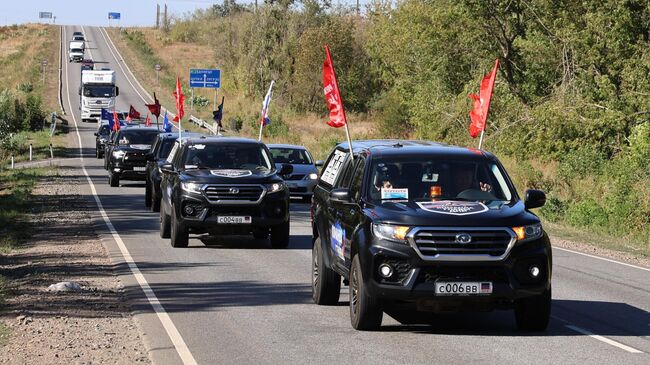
[450,165,492,195]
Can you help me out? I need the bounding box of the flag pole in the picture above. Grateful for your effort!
[478,130,484,150]
[344,121,354,162]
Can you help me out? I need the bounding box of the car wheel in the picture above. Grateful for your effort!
[253,230,268,240]
[515,286,551,331]
[144,180,152,208]
[170,207,189,248]
[159,204,171,239]
[349,254,382,331]
[312,237,341,305]
[109,173,119,187]
[270,219,290,248]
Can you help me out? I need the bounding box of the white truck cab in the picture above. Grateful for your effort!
[69,40,85,62]
[79,70,119,122]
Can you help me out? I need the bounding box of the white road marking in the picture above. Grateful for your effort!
[63,26,198,365]
[553,246,650,272]
[564,325,644,354]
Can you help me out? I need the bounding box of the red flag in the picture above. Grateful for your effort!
[145,93,161,118]
[323,45,347,128]
[173,115,179,123]
[112,110,120,132]
[145,114,151,126]
[129,105,141,120]
[469,59,499,138]
[173,77,185,121]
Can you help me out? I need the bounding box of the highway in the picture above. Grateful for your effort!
[60,25,650,364]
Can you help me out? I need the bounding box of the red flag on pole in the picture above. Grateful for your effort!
[129,105,141,120]
[469,59,499,139]
[323,45,347,128]
[145,93,161,118]
[112,110,120,132]
[173,77,185,121]
[145,114,151,126]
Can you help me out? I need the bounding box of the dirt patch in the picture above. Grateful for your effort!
[0,167,149,364]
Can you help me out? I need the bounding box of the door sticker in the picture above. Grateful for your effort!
[331,222,345,259]
[417,200,488,216]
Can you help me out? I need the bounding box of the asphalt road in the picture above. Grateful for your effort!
[59,25,650,364]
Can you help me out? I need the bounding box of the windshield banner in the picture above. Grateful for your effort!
[417,200,488,216]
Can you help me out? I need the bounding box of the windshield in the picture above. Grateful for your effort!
[269,147,312,165]
[368,157,514,203]
[183,143,273,171]
[158,138,177,159]
[98,125,110,136]
[83,85,115,98]
[117,131,159,146]
[71,48,83,53]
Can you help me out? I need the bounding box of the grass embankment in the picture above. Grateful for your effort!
[0,24,67,166]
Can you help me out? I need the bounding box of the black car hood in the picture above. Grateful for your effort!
[113,145,152,153]
[365,199,539,227]
[179,168,283,184]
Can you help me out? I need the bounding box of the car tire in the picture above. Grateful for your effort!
[312,237,341,305]
[349,254,383,331]
[159,205,171,239]
[109,173,119,187]
[270,219,290,248]
[253,230,269,240]
[151,189,161,212]
[144,180,152,208]
[170,206,189,248]
[515,286,551,331]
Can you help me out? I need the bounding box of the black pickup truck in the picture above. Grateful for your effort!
[105,126,161,187]
[159,136,293,248]
[311,140,551,331]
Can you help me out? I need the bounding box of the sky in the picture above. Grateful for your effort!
[0,0,366,26]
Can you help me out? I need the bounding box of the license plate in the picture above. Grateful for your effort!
[435,282,492,296]
[217,216,252,224]
[133,166,146,172]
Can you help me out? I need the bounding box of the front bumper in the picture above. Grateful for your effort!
[110,156,148,180]
[176,190,290,234]
[284,178,317,196]
[359,236,551,309]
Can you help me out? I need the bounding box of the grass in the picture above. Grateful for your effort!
[2,129,68,166]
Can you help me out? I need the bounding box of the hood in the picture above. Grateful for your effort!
[365,199,539,227]
[179,168,283,184]
[114,145,152,153]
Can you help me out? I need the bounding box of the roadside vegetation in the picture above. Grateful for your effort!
[0,24,66,166]
[108,0,650,257]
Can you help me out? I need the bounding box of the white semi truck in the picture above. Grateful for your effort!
[79,70,119,122]
[69,40,85,62]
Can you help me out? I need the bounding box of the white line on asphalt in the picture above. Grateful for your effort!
[63,26,198,365]
[553,246,650,272]
[564,325,644,354]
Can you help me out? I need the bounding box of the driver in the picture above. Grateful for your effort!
[451,166,492,194]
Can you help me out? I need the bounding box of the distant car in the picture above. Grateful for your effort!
[267,144,323,203]
[81,59,94,72]
[94,123,112,159]
[145,132,204,212]
[105,127,161,187]
[72,31,83,37]
[72,35,85,42]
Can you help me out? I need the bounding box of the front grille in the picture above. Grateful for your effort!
[123,152,147,167]
[409,228,515,261]
[204,185,264,204]
[286,174,305,180]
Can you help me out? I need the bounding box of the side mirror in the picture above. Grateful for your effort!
[93,132,98,136]
[315,160,324,167]
[525,189,546,209]
[279,163,293,176]
[160,163,174,173]
[115,86,119,96]
[330,188,352,204]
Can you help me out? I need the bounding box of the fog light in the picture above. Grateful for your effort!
[529,266,540,278]
[274,207,282,214]
[184,205,195,215]
[379,264,393,278]
[113,168,121,172]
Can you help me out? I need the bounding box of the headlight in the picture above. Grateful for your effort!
[372,223,411,244]
[266,182,286,193]
[512,223,543,243]
[181,182,204,194]
[306,173,318,180]
[112,150,125,159]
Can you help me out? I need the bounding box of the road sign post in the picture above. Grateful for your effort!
[41,59,48,85]
[155,64,161,86]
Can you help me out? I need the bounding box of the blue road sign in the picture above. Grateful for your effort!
[189,69,221,88]
[108,12,121,20]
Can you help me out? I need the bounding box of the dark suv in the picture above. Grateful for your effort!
[105,127,161,187]
[145,132,203,212]
[94,123,111,159]
[159,136,293,248]
[311,140,551,331]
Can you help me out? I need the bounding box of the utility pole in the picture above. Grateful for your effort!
[163,4,168,32]
[156,4,160,28]
[356,0,360,16]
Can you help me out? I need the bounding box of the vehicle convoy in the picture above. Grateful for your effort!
[145,132,204,212]
[79,70,119,123]
[105,127,161,187]
[268,144,323,203]
[159,136,293,248]
[68,40,85,62]
[311,140,551,331]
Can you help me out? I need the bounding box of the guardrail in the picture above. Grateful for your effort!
[189,115,219,135]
